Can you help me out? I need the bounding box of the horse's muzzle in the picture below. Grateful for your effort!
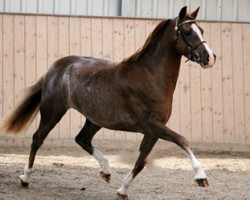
[201,53,216,69]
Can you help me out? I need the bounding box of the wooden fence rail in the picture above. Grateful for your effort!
[0,14,250,150]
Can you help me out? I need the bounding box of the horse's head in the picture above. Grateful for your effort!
[174,6,216,69]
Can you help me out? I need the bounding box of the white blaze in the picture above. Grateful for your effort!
[191,23,215,67]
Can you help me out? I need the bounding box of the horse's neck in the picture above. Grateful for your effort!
[141,37,182,94]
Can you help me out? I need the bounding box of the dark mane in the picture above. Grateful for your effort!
[124,19,171,63]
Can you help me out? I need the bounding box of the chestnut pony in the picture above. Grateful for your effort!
[3,6,215,199]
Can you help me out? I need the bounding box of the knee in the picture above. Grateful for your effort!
[175,135,189,149]
[180,136,189,146]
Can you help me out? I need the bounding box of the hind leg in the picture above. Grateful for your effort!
[20,104,66,187]
[117,135,158,199]
[75,119,111,183]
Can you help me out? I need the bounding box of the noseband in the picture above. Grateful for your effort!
[173,19,206,63]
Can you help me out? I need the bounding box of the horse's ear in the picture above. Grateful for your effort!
[179,6,187,20]
[191,7,200,19]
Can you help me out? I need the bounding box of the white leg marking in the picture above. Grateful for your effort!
[187,150,207,180]
[93,149,111,174]
[191,23,215,67]
[20,164,32,183]
[117,171,133,196]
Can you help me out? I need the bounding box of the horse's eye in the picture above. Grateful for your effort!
[183,30,192,36]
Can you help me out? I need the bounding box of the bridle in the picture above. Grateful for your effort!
[173,18,206,63]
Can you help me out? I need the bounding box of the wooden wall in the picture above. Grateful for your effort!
[0,14,250,148]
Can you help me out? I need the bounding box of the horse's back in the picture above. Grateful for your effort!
[42,55,117,108]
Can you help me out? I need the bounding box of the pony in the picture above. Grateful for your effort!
[2,6,215,199]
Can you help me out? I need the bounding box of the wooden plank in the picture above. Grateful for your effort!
[232,23,245,144]
[47,16,59,67]
[243,24,250,144]
[14,15,25,104]
[189,42,202,142]
[13,15,25,138]
[47,16,60,139]
[124,19,135,58]
[200,22,213,143]
[3,15,14,118]
[102,18,113,60]
[113,18,126,140]
[0,15,3,118]
[24,15,37,137]
[179,57,191,140]
[91,18,103,58]
[102,18,115,140]
[58,16,71,139]
[221,22,234,143]
[2,14,15,143]
[36,16,47,81]
[69,16,82,139]
[134,20,146,51]
[80,17,92,56]
[210,22,223,143]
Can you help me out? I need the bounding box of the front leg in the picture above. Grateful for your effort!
[146,122,209,187]
[187,150,209,187]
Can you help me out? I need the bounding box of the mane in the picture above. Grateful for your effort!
[123,19,171,63]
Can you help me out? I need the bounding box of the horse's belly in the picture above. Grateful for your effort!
[71,83,139,131]
[79,100,138,131]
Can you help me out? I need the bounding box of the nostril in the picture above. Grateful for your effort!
[207,55,210,62]
[193,53,200,61]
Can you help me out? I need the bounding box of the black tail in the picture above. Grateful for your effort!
[3,76,44,134]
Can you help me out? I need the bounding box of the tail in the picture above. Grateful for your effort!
[2,76,45,134]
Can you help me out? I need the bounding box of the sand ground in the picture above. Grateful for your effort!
[0,145,250,200]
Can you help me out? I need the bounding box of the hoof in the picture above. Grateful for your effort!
[100,171,111,183]
[117,192,128,200]
[195,178,209,187]
[20,179,29,188]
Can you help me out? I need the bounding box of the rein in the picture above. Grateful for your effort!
[173,19,206,63]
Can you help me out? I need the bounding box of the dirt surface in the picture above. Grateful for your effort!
[0,145,250,200]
